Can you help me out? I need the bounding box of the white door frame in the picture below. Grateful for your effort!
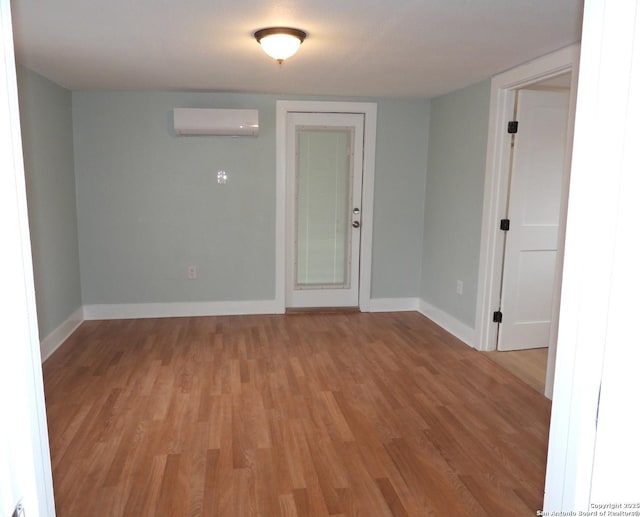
[1,0,56,514]
[546,0,640,509]
[275,101,377,312]
[474,44,579,396]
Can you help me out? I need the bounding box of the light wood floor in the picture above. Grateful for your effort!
[43,312,551,516]
[484,348,549,395]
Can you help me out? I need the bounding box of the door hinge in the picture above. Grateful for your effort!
[12,503,25,517]
[499,219,510,231]
[493,311,503,323]
[507,120,519,134]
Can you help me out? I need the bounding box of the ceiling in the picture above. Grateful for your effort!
[11,0,583,99]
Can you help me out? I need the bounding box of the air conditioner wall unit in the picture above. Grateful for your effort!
[173,108,259,136]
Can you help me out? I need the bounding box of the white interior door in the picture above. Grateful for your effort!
[285,112,364,308]
[498,89,570,351]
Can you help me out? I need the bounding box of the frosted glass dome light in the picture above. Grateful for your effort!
[254,27,307,64]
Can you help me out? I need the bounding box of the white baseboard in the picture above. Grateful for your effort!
[39,300,477,361]
[368,297,420,312]
[40,306,84,362]
[83,300,283,320]
[418,299,477,349]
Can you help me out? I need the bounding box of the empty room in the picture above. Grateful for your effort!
[2,1,640,516]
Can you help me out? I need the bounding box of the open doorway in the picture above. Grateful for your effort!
[485,73,571,395]
[475,46,579,399]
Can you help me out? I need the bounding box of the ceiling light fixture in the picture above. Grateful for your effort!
[254,27,307,64]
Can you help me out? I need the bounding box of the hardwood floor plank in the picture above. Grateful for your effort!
[292,488,311,517]
[335,441,395,517]
[253,447,281,517]
[43,312,551,516]
[459,473,534,517]
[484,348,548,394]
[155,453,190,517]
[279,493,299,517]
[201,449,221,517]
[303,438,342,515]
[375,477,410,517]
[232,466,258,517]
[384,436,489,516]
[123,454,167,517]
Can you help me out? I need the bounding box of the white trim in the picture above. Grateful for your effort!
[545,59,581,400]
[276,100,377,312]
[1,0,56,513]
[39,307,84,362]
[83,300,280,320]
[545,0,640,509]
[475,44,580,353]
[368,297,419,312]
[418,300,476,348]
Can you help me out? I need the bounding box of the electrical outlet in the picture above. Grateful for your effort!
[187,265,197,279]
[456,280,464,295]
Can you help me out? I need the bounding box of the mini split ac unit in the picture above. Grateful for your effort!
[173,108,259,136]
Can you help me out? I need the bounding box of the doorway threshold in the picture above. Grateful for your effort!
[285,307,360,315]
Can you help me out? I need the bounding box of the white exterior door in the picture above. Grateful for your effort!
[285,112,364,308]
[498,89,570,351]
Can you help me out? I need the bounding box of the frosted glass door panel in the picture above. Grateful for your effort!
[296,128,353,288]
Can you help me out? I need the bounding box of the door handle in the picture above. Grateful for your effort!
[352,221,360,228]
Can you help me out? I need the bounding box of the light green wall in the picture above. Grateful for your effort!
[17,64,495,333]
[17,67,82,338]
[17,67,493,330]
[420,80,491,327]
[72,91,429,305]
[372,100,429,298]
